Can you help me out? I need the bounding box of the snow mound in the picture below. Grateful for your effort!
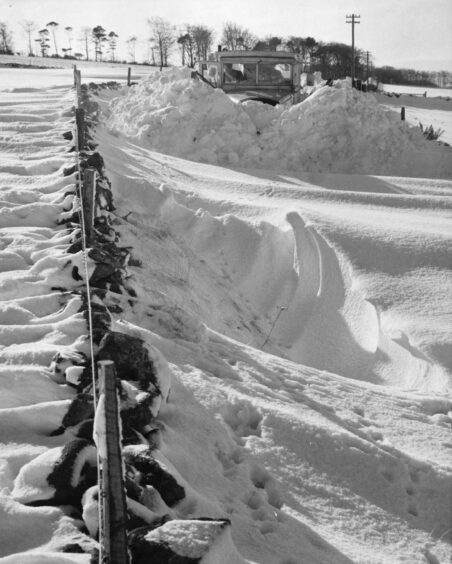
[107,68,452,177]
[108,67,259,166]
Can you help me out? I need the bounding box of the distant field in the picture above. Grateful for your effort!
[0,55,154,90]
[0,53,146,69]
[381,83,452,98]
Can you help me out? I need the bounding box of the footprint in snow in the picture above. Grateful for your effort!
[221,399,263,439]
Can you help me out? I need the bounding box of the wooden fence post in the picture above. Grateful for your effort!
[96,361,129,564]
[82,167,97,242]
[73,65,81,103]
[127,67,131,87]
[75,107,85,151]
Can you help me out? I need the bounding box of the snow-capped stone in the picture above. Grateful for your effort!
[12,439,97,505]
[128,518,246,564]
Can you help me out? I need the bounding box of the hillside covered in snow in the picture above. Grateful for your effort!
[0,66,451,564]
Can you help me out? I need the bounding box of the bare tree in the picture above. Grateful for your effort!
[221,22,255,50]
[126,36,137,63]
[46,21,59,56]
[80,27,91,60]
[21,20,37,56]
[147,40,156,66]
[148,17,174,70]
[189,24,213,63]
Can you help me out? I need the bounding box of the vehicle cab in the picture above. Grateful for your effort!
[198,50,302,105]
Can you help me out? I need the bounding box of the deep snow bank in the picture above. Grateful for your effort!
[106,67,452,178]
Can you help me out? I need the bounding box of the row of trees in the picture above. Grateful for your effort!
[214,23,450,86]
[1,20,120,62]
[148,18,213,69]
[1,18,451,87]
[374,66,450,88]
[25,21,119,62]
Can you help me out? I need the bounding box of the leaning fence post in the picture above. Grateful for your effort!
[401,106,405,121]
[127,67,131,86]
[83,167,97,241]
[95,361,129,564]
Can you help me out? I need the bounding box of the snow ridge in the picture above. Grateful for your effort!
[107,68,452,178]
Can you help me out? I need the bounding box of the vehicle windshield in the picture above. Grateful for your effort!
[223,63,257,85]
[258,63,292,84]
[222,61,292,86]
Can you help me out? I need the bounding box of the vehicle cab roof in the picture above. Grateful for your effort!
[215,50,298,63]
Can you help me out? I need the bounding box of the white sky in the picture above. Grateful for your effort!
[2,0,452,71]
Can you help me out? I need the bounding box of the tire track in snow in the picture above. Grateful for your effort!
[282,211,380,379]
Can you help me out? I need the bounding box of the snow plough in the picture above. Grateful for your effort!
[197,50,302,105]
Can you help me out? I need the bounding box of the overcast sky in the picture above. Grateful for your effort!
[2,0,452,71]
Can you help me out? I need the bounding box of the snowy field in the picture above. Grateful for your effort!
[381,84,452,99]
[0,65,452,564]
[376,86,452,146]
[0,66,151,91]
[0,54,154,90]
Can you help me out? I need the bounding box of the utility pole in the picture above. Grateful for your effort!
[346,14,361,84]
[366,50,371,83]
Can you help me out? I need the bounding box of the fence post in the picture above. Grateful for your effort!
[401,106,405,121]
[75,107,85,151]
[127,67,131,87]
[96,361,129,564]
[83,167,97,242]
[73,65,81,103]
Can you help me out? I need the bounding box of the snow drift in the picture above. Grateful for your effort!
[106,67,452,178]
[1,69,452,564]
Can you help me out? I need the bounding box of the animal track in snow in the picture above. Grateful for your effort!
[249,463,284,509]
[245,467,282,536]
[221,399,263,439]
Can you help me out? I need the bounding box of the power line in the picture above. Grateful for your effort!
[346,14,360,83]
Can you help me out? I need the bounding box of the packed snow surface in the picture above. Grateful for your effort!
[1,66,452,564]
[107,67,452,178]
